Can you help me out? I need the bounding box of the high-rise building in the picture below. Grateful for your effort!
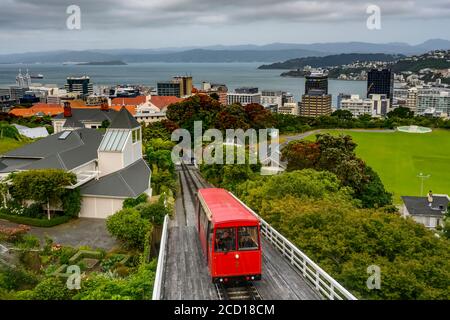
[299,89,332,117]
[157,82,180,97]
[406,87,418,113]
[305,71,328,95]
[367,69,394,103]
[65,76,93,96]
[173,76,193,97]
[157,76,193,97]
[369,94,391,116]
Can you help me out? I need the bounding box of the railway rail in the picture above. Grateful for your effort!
[216,283,262,301]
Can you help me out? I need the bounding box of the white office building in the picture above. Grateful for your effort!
[340,94,390,117]
[227,92,261,106]
[417,91,450,117]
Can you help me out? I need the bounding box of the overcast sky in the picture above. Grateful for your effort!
[1,0,449,54]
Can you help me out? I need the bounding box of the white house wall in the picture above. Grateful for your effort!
[98,152,124,177]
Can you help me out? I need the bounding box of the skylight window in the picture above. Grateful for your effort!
[58,131,71,140]
[99,129,129,152]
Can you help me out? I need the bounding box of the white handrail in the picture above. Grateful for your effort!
[231,193,357,300]
[152,214,169,300]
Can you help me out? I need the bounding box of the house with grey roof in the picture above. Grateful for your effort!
[52,102,118,133]
[401,195,449,229]
[0,107,151,219]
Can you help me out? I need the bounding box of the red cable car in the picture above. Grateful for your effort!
[196,188,262,283]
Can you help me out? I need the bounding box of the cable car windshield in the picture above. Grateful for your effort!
[215,228,236,252]
[238,226,259,250]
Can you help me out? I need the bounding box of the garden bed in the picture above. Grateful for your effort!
[0,213,71,227]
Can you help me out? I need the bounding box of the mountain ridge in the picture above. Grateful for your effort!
[1,39,449,64]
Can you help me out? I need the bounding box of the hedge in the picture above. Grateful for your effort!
[0,213,71,227]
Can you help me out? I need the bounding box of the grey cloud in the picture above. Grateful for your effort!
[0,0,449,31]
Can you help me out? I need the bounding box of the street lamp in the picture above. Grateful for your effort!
[416,172,430,196]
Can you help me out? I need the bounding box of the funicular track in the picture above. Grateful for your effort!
[180,162,263,301]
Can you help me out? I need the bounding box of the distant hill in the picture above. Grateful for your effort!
[76,60,127,65]
[258,53,403,70]
[0,39,449,64]
[120,48,326,63]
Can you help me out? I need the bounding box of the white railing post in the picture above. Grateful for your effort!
[152,215,169,300]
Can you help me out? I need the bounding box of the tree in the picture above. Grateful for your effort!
[8,169,77,220]
[122,193,148,209]
[106,208,151,249]
[72,259,157,300]
[331,109,353,121]
[136,201,170,226]
[238,186,450,299]
[282,140,321,171]
[281,134,392,208]
[243,103,275,129]
[100,120,110,129]
[209,92,220,101]
[387,107,414,119]
[236,169,351,212]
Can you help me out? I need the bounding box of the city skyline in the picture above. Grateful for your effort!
[1,0,450,54]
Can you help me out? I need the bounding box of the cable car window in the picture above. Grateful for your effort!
[238,227,259,250]
[214,228,236,252]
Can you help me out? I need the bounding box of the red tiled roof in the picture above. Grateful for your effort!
[111,96,147,106]
[150,96,183,109]
[9,103,63,117]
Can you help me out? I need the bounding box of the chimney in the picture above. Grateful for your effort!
[101,101,109,111]
[63,102,72,117]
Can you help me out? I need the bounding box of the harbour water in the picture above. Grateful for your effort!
[0,62,366,106]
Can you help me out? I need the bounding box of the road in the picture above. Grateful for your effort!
[0,218,118,250]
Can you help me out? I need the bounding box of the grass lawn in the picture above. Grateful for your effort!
[304,129,450,203]
[0,137,30,155]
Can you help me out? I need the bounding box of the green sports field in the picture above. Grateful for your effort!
[305,129,450,203]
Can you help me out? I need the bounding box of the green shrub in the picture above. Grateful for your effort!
[22,203,44,219]
[135,201,169,226]
[61,188,81,217]
[13,289,35,300]
[122,193,148,209]
[55,246,78,265]
[16,234,40,249]
[106,208,151,249]
[0,266,38,291]
[32,277,72,300]
[0,213,71,227]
